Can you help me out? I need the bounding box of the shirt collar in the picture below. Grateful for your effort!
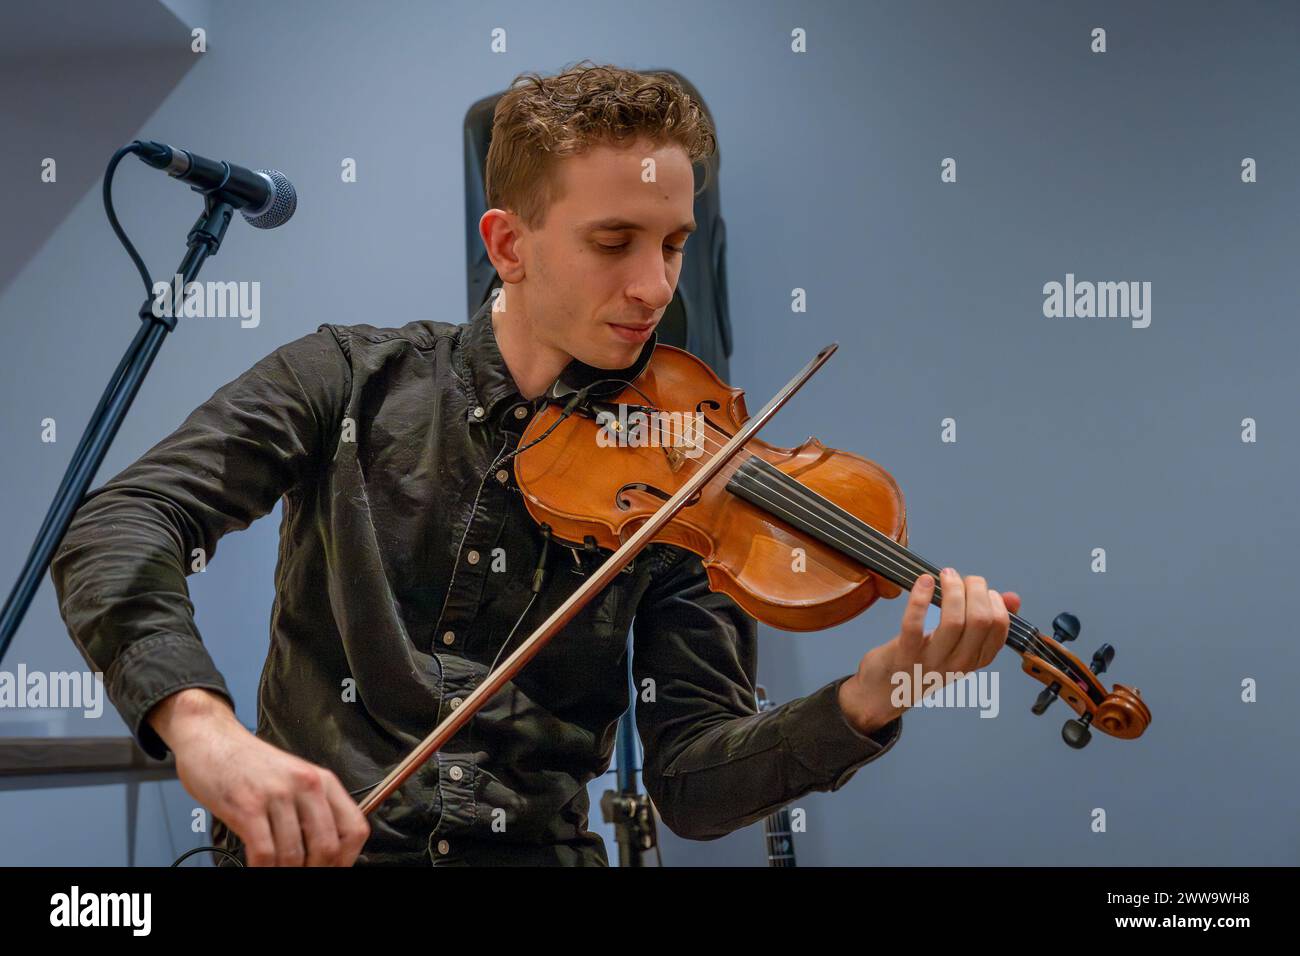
[460,297,527,421]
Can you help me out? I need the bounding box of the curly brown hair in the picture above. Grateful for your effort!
[485,61,718,229]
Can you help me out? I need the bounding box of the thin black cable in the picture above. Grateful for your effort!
[11,147,159,636]
[105,144,236,870]
[171,845,244,867]
[104,143,157,297]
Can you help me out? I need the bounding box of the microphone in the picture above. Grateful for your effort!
[132,140,297,229]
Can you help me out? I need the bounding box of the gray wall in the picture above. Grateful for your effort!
[0,0,1295,866]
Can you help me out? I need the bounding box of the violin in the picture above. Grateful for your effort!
[358,342,1149,816]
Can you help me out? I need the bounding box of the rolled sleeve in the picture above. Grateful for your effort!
[781,675,902,790]
[105,633,236,760]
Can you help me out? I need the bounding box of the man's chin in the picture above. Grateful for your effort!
[574,340,645,371]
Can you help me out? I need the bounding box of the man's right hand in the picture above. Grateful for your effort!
[149,688,370,866]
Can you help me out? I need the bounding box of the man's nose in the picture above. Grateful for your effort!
[627,253,675,312]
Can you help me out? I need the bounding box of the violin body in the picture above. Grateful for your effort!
[515,345,909,631]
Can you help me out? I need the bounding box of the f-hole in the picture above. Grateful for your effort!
[615,482,701,512]
[696,399,728,440]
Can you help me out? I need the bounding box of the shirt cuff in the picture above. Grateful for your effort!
[781,675,903,791]
[105,632,236,760]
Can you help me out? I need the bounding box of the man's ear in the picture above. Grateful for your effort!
[480,208,525,282]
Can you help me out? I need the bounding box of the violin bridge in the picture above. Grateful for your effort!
[658,408,706,472]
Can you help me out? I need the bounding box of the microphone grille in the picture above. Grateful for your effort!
[243,169,297,229]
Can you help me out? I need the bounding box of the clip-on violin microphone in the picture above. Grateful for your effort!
[543,329,658,418]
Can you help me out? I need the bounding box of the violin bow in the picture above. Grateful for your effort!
[357,344,839,816]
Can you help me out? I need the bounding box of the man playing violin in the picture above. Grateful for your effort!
[51,62,1018,866]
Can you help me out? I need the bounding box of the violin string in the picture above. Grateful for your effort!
[635,410,952,594]
[710,426,1085,681]
[607,386,993,619]
[575,379,1084,685]
[684,423,1082,678]
[743,455,1066,666]
[636,410,1080,680]
[693,420,1075,664]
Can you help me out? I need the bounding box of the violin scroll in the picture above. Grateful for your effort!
[1092,685,1152,739]
[1020,612,1151,748]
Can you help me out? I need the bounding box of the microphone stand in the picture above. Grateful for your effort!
[0,194,235,665]
[600,654,659,866]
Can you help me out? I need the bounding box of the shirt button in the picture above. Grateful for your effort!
[472,406,485,419]
[495,469,509,484]
[513,406,528,420]
[449,696,463,710]
[436,839,450,855]
[442,631,455,645]
[449,766,464,782]
[466,550,480,565]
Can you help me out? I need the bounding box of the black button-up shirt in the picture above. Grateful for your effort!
[50,297,902,865]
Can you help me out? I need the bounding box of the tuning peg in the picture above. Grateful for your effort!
[1030,612,1081,717]
[1058,646,1116,746]
[1032,617,1114,748]
[1062,713,1093,749]
[1052,612,1080,642]
[1032,682,1060,715]
[1054,646,1119,748]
